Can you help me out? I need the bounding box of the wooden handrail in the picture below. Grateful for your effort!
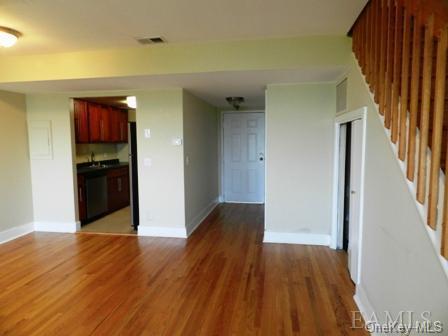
[351,0,448,260]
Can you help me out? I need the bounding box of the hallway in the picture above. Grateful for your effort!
[0,204,366,335]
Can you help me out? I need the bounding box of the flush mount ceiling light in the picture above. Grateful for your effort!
[0,27,21,48]
[126,96,137,109]
[226,97,245,110]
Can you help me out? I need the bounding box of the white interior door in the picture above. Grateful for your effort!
[348,119,363,284]
[223,112,265,203]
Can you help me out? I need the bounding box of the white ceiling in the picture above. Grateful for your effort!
[0,67,348,108]
[0,0,367,55]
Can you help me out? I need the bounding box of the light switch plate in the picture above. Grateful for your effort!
[144,129,151,138]
[143,158,152,167]
[172,137,183,146]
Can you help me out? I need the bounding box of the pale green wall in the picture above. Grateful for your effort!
[265,83,336,236]
[0,91,34,231]
[346,55,448,323]
[135,89,186,230]
[0,36,351,83]
[26,94,78,225]
[183,91,219,234]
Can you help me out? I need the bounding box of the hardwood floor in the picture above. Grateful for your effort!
[0,204,366,335]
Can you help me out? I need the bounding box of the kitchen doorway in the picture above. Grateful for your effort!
[73,96,139,235]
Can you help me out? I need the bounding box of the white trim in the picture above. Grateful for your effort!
[354,285,377,336]
[186,198,219,236]
[220,110,266,204]
[223,201,264,204]
[0,223,34,244]
[138,226,187,238]
[331,107,367,285]
[34,221,78,233]
[263,231,330,246]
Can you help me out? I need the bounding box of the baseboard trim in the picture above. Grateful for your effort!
[354,284,376,335]
[186,198,219,236]
[263,231,330,246]
[138,226,188,238]
[34,221,78,233]
[0,223,34,244]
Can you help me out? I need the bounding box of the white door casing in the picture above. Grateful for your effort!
[347,118,363,283]
[331,107,367,285]
[222,112,265,203]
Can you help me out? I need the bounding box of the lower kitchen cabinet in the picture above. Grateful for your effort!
[77,175,87,222]
[77,166,130,224]
[107,167,130,212]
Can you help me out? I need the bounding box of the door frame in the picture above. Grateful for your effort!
[219,110,266,204]
[330,107,367,284]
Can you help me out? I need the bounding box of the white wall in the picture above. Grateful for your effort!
[0,91,34,238]
[183,91,219,235]
[26,94,78,230]
[346,55,448,325]
[136,90,187,236]
[264,84,336,244]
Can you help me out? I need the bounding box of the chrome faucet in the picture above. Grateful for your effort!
[90,152,96,165]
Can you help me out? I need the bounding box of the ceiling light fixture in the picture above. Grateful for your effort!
[126,96,137,109]
[0,27,21,48]
[226,97,245,110]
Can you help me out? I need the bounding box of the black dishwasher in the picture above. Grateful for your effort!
[85,171,108,221]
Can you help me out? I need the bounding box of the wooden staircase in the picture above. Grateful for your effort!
[351,0,448,259]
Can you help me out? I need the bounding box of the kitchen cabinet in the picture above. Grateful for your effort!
[88,103,111,142]
[74,100,89,143]
[119,110,128,142]
[107,167,130,212]
[109,108,128,143]
[74,99,128,144]
[77,174,87,222]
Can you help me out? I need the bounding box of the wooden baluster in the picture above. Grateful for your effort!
[391,2,404,143]
[384,0,396,129]
[369,1,375,89]
[360,12,366,74]
[374,0,382,103]
[379,0,388,115]
[407,15,422,181]
[398,8,412,160]
[366,4,372,84]
[427,26,448,229]
[416,15,435,204]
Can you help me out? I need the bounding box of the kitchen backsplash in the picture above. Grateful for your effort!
[76,143,129,164]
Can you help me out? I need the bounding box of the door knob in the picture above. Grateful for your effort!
[259,153,264,161]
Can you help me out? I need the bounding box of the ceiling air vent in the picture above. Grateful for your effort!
[136,37,165,45]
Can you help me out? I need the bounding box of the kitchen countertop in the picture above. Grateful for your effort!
[77,162,129,175]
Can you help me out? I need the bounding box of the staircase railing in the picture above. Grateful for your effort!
[351,0,448,259]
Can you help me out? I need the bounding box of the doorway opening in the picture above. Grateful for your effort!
[73,96,139,235]
[221,111,265,204]
[332,107,367,284]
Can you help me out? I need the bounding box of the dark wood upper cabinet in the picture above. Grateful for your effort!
[87,103,102,142]
[119,110,129,142]
[100,106,111,142]
[109,108,121,142]
[77,100,127,144]
[74,100,89,143]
